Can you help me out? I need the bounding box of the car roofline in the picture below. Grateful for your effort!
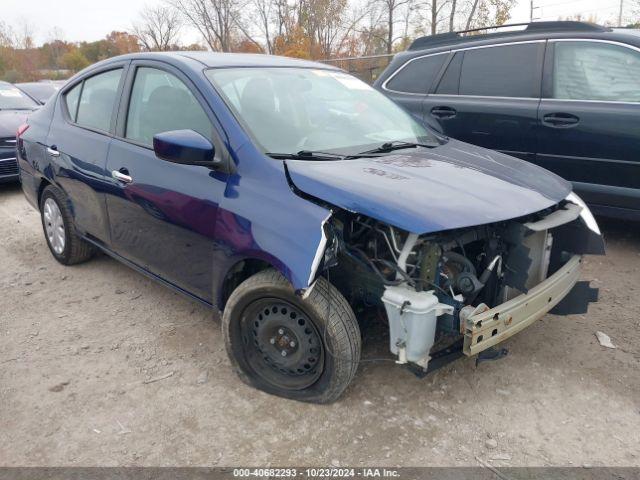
[407,21,611,52]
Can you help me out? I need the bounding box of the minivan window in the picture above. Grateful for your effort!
[385,54,447,94]
[553,41,640,102]
[458,43,540,98]
[125,67,212,147]
[206,67,438,155]
[75,69,122,132]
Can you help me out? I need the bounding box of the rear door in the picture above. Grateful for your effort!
[46,65,127,243]
[423,41,545,162]
[104,61,229,302]
[537,39,640,215]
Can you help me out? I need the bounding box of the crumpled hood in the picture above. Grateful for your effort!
[0,110,31,139]
[285,139,571,234]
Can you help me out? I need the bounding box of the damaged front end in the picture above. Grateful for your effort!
[317,193,604,372]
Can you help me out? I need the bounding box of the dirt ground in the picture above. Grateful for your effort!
[1,182,639,468]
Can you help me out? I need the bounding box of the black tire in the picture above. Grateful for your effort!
[222,269,361,403]
[40,185,95,265]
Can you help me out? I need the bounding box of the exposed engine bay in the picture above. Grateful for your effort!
[320,195,604,372]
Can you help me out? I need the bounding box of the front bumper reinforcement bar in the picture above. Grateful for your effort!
[463,255,583,356]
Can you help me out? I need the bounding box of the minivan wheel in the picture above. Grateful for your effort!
[40,185,95,265]
[222,269,361,403]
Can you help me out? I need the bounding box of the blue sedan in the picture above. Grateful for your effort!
[17,52,604,402]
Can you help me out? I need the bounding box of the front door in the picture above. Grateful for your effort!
[537,39,640,214]
[104,62,228,302]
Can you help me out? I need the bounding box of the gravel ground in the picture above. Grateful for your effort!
[1,182,639,467]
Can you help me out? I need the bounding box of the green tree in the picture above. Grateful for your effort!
[61,50,89,72]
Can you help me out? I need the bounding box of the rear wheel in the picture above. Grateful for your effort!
[40,185,95,265]
[222,269,361,403]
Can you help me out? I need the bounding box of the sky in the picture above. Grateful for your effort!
[0,0,632,47]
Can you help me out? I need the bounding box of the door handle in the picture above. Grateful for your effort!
[431,106,457,119]
[542,113,580,128]
[46,145,60,157]
[112,168,133,184]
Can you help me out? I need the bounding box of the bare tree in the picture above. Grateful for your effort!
[133,5,182,51]
[464,0,480,29]
[242,0,293,54]
[376,0,411,54]
[0,21,15,48]
[15,20,36,49]
[250,0,277,53]
[425,0,449,34]
[459,0,515,30]
[171,0,244,52]
[449,0,457,30]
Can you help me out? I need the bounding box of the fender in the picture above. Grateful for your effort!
[211,145,332,306]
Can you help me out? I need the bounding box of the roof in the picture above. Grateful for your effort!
[99,51,339,70]
[175,52,339,69]
[408,21,610,52]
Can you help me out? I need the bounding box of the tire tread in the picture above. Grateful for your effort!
[41,185,95,265]
[222,269,361,403]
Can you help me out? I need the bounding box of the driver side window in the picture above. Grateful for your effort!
[125,67,212,147]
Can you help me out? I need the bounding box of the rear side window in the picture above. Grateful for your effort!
[553,41,640,102]
[458,43,541,98]
[125,67,212,147]
[385,54,447,94]
[64,83,81,120]
[75,69,123,132]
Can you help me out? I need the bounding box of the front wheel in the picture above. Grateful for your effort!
[222,269,361,403]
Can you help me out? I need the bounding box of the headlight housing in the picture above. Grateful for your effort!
[566,192,600,235]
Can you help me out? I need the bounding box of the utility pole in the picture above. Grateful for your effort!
[618,0,624,27]
[530,0,540,22]
[530,0,534,22]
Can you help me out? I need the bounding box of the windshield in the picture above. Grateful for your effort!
[0,83,38,110]
[205,67,440,155]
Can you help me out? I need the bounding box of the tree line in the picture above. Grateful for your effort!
[0,0,559,83]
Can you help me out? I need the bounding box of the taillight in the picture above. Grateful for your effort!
[16,123,29,138]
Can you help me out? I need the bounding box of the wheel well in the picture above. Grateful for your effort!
[220,258,273,309]
[37,178,52,209]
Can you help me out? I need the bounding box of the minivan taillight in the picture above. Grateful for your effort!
[16,123,29,138]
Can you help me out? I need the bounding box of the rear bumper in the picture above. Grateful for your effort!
[463,255,582,356]
[0,157,19,183]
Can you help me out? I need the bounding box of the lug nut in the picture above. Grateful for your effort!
[278,328,284,335]
[270,338,275,345]
[281,350,287,357]
[289,341,296,347]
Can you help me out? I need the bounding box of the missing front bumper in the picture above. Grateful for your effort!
[463,255,583,356]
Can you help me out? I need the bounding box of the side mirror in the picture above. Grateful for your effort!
[153,129,217,167]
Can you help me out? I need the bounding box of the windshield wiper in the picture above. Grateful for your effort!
[354,140,439,156]
[267,150,347,161]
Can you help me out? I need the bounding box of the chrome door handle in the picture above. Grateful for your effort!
[112,170,133,184]
[46,146,60,157]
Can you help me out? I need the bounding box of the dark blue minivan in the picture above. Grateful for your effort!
[18,52,604,402]
[375,21,640,221]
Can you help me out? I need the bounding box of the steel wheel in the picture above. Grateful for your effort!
[43,197,65,255]
[240,298,325,390]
